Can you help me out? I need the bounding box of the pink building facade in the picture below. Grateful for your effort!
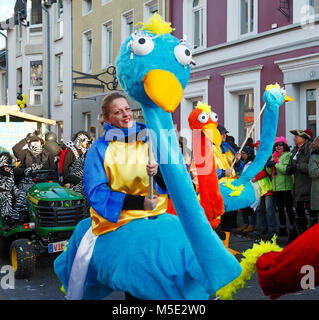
[170,0,319,147]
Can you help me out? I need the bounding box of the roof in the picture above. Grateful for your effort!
[0,105,56,125]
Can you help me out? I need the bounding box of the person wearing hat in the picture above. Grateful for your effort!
[214,125,244,230]
[286,129,313,237]
[308,136,319,227]
[0,152,26,228]
[12,133,57,190]
[43,131,61,157]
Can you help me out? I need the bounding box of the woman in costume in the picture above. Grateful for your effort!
[54,14,241,300]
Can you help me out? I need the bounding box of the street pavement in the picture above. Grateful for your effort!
[0,232,318,300]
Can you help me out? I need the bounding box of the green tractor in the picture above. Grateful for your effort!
[0,170,87,279]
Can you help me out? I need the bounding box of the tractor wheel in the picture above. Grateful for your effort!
[10,239,36,279]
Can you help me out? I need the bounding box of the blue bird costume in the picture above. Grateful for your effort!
[54,14,241,300]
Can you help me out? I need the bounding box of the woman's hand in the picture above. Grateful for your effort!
[64,183,71,188]
[146,162,158,176]
[144,195,159,211]
[225,168,232,177]
[235,152,242,162]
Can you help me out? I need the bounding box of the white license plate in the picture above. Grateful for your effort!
[48,240,68,253]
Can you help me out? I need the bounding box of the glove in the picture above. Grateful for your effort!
[286,164,295,175]
[24,167,32,176]
[267,160,277,168]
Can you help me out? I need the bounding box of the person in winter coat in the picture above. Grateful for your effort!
[12,134,57,192]
[286,129,313,235]
[61,131,92,214]
[237,146,257,234]
[0,152,27,229]
[308,136,319,226]
[265,137,295,239]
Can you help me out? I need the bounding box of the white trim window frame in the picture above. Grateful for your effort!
[82,29,93,73]
[221,66,262,144]
[82,0,93,16]
[300,82,319,138]
[183,0,207,51]
[121,9,134,43]
[101,19,113,69]
[227,0,258,42]
[55,0,64,40]
[55,54,63,105]
[239,0,257,37]
[144,0,159,21]
[29,59,43,106]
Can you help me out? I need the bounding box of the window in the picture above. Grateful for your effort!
[192,0,204,48]
[227,0,257,41]
[83,112,92,132]
[30,60,43,106]
[309,0,319,13]
[30,60,43,87]
[306,89,317,135]
[240,0,255,35]
[82,0,93,15]
[102,20,113,68]
[55,54,63,104]
[144,0,159,21]
[122,10,134,42]
[16,68,22,95]
[238,92,254,145]
[56,0,63,39]
[83,30,93,73]
[183,0,206,50]
[31,0,42,25]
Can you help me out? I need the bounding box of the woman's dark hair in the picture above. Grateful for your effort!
[273,143,290,152]
[101,92,128,119]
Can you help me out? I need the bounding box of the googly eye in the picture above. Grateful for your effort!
[174,44,193,66]
[131,36,154,56]
[281,88,287,97]
[211,112,218,122]
[197,113,209,124]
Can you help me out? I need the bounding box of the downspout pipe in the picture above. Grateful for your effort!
[0,31,8,105]
[41,3,51,120]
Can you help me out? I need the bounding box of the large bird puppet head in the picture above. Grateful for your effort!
[115,13,193,113]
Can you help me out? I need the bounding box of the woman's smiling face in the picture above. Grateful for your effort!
[104,98,134,129]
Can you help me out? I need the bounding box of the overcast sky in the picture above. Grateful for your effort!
[0,0,16,49]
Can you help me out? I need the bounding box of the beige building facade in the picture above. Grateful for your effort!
[72,0,169,99]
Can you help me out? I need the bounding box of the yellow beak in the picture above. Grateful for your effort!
[202,123,222,147]
[284,95,295,102]
[143,69,184,113]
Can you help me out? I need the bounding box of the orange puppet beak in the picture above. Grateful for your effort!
[202,123,222,147]
[143,69,184,113]
[284,95,295,102]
